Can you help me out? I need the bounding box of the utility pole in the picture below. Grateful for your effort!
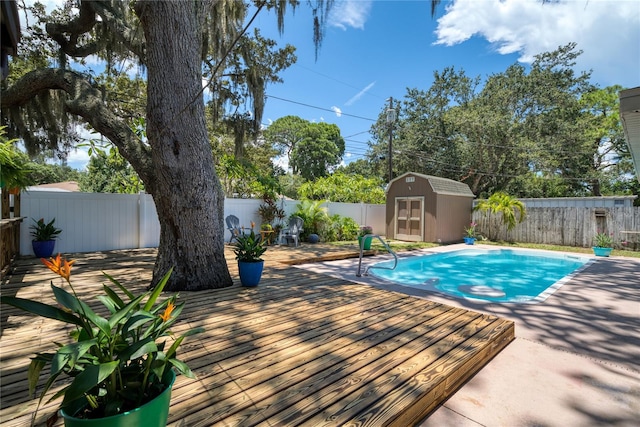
[386,97,396,183]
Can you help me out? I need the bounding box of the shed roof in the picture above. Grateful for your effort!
[388,172,475,198]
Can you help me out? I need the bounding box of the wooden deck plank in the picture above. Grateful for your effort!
[168,300,453,425]
[0,246,515,426]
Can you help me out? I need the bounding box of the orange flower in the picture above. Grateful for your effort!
[42,254,76,281]
[159,301,175,322]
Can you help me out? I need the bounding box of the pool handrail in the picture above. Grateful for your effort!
[356,234,398,277]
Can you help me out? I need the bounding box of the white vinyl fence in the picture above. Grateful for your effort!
[17,191,386,256]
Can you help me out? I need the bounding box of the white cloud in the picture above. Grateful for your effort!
[328,0,372,30]
[66,147,90,171]
[345,81,376,106]
[331,106,342,117]
[433,0,640,87]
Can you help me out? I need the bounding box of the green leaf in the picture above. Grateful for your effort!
[51,339,98,376]
[166,327,204,359]
[169,358,196,379]
[143,268,173,311]
[107,294,146,330]
[102,272,135,300]
[126,337,158,361]
[122,311,155,335]
[0,296,83,326]
[96,295,118,314]
[102,284,126,308]
[27,358,46,397]
[61,361,119,406]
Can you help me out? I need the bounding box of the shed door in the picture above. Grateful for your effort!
[395,197,423,241]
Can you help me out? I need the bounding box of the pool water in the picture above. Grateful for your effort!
[368,249,592,303]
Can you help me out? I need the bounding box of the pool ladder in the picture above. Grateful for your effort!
[356,234,398,277]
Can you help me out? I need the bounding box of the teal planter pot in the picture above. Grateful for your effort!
[238,260,264,287]
[32,240,56,258]
[592,247,612,257]
[60,370,175,427]
[463,237,476,245]
[358,236,372,250]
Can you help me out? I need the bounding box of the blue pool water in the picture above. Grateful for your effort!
[368,249,592,303]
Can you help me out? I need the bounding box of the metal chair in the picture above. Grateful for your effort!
[279,216,303,247]
[225,215,241,243]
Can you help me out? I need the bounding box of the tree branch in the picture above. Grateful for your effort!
[1,68,154,186]
[45,1,146,63]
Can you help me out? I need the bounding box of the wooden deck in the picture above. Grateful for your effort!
[0,245,514,426]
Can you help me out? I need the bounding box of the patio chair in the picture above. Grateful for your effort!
[225,215,241,243]
[279,216,303,247]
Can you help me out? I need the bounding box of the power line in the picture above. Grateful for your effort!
[265,94,377,122]
[292,64,386,101]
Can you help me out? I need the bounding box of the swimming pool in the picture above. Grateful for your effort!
[368,249,592,303]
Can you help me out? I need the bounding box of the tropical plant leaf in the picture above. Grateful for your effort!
[61,361,119,406]
[102,272,135,300]
[169,358,195,379]
[107,294,146,330]
[144,268,173,311]
[118,336,157,361]
[51,339,98,376]
[0,296,83,326]
[27,358,46,397]
[101,284,126,309]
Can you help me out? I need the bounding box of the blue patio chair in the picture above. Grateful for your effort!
[225,215,241,243]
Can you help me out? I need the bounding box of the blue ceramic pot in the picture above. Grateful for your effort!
[238,260,264,286]
[32,240,56,258]
[308,233,320,244]
[463,237,476,245]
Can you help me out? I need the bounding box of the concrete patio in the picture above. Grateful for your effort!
[299,244,640,426]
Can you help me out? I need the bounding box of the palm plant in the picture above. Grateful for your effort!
[474,192,526,241]
[293,199,329,238]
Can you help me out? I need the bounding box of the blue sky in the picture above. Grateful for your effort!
[33,0,639,170]
[251,0,640,167]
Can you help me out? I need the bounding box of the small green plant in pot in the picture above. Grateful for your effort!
[0,254,202,426]
[593,231,614,256]
[358,225,373,250]
[233,230,267,287]
[30,217,63,258]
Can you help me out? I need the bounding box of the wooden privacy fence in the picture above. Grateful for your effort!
[472,207,640,248]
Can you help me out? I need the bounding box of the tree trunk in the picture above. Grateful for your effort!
[137,1,232,291]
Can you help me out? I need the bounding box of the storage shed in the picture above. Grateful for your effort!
[386,172,475,243]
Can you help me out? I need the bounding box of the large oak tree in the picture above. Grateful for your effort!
[1,0,332,291]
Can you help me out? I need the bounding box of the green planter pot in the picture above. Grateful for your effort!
[358,236,372,250]
[60,370,175,427]
[592,247,612,257]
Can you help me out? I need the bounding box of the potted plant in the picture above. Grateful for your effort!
[593,231,614,257]
[233,229,267,286]
[0,254,202,427]
[357,225,373,250]
[463,221,477,245]
[260,223,274,245]
[30,217,62,258]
